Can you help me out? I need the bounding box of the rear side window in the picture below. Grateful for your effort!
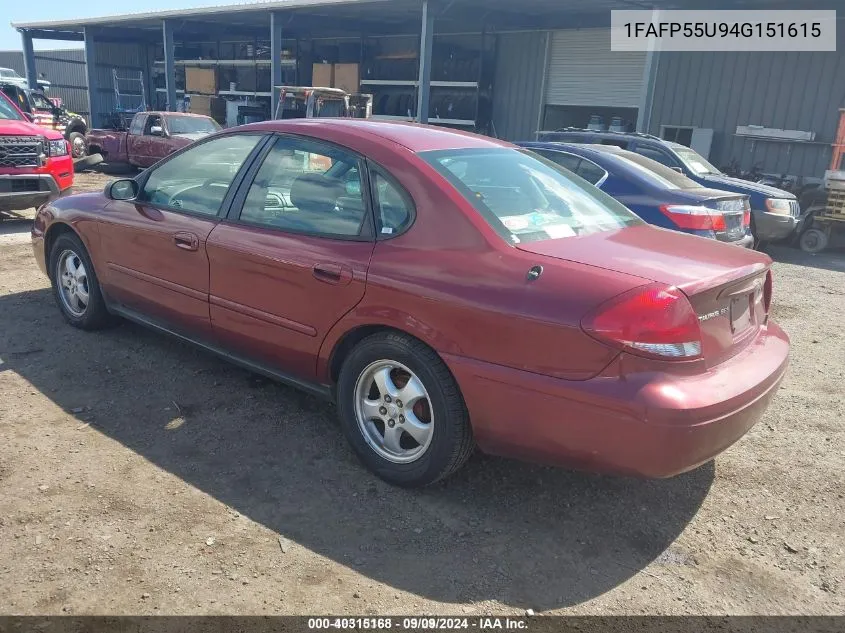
[421,147,641,244]
[534,150,607,186]
[371,170,414,237]
[633,145,679,168]
[535,150,581,173]
[129,115,146,135]
[576,160,607,185]
[238,136,369,238]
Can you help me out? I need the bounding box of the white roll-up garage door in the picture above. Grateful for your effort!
[545,29,647,107]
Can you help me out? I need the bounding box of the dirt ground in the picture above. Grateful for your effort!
[0,170,843,616]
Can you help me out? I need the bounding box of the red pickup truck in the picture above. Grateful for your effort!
[85,111,220,169]
[0,90,73,218]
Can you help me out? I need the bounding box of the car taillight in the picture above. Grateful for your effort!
[660,204,725,232]
[581,284,702,360]
[743,199,751,227]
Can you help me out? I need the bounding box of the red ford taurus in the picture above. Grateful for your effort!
[31,120,790,487]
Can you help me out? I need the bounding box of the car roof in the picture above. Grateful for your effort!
[237,118,514,153]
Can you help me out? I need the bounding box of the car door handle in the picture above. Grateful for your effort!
[173,232,199,251]
[312,263,353,286]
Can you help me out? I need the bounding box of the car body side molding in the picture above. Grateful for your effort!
[107,302,332,400]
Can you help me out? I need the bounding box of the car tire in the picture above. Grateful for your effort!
[799,228,828,254]
[336,331,474,487]
[49,232,116,330]
[68,132,87,159]
[749,217,768,251]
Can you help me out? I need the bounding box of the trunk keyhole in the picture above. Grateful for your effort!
[527,265,543,282]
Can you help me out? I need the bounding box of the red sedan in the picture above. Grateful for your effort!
[31,120,789,487]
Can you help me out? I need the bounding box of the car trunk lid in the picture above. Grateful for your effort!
[516,224,772,366]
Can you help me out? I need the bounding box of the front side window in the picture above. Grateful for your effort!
[239,136,368,238]
[140,134,262,216]
[30,92,54,111]
[144,114,164,135]
[421,148,641,244]
[0,93,23,121]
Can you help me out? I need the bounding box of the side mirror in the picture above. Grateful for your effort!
[105,178,138,201]
[671,166,684,174]
[150,125,164,136]
[22,112,34,122]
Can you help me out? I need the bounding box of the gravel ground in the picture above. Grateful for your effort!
[0,171,843,615]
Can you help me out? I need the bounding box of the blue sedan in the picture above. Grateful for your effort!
[519,142,753,247]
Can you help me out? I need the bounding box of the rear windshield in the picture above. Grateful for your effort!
[612,152,703,190]
[167,116,221,135]
[421,147,642,244]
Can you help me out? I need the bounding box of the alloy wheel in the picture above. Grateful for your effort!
[353,359,434,464]
[56,249,90,317]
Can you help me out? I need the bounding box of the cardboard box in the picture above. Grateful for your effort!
[185,67,216,95]
[333,63,359,93]
[312,63,334,88]
[189,95,213,116]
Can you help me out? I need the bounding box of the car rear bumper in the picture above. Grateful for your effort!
[753,210,799,241]
[444,321,789,478]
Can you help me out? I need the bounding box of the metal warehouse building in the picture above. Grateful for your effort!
[9,0,845,179]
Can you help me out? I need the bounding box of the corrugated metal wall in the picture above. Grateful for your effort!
[491,31,548,141]
[649,28,845,179]
[545,29,645,108]
[91,42,150,123]
[0,48,88,115]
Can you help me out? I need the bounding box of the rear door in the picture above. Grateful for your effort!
[206,135,376,381]
[99,133,267,338]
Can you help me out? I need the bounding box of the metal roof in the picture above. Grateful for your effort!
[12,0,832,38]
[12,0,385,30]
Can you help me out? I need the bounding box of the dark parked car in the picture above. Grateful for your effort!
[520,142,752,247]
[32,120,789,487]
[538,130,800,247]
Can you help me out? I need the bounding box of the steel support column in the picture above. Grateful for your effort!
[416,0,434,124]
[162,19,177,112]
[271,12,284,119]
[20,30,38,89]
[636,9,661,133]
[83,27,99,128]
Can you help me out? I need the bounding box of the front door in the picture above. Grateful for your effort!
[131,113,170,167]
[99,133,267,337]
[206,135,375,381]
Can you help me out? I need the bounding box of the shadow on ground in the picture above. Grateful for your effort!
[0,288,713,610]
[0,216,33,237]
